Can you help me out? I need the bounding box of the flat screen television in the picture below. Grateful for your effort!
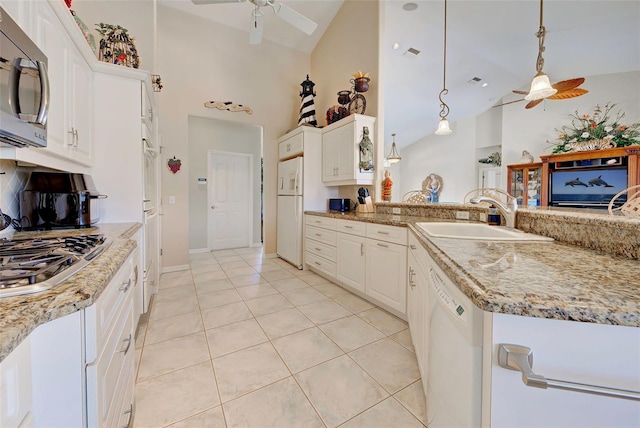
[549,168,627,209]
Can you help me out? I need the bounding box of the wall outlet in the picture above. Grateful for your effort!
[169,196,176,205]
[392,207,401,214]
[456,211,470,220]
[479,213,487,222]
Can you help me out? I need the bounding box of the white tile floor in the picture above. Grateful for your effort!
[133,247,427,428]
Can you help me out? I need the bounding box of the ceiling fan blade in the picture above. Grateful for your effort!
[271,1,318,35]
[249,11,264,45]
[552,77,585,93]
[492,99,525,108]
[547,88,589,100]
[192,0,245,4]
[525,99,544,109]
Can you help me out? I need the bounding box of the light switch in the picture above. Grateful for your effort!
[169,196,175,205]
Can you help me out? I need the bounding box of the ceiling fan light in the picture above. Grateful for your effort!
[435,118,452,135]
[524,72,557,100]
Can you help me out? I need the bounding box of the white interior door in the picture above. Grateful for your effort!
[208,151,252,250]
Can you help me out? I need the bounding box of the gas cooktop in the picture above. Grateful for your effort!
[0,234,111,298]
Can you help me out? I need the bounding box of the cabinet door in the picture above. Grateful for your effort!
[332,124,355,181]
[322,129,338,182]
[365,238,407,314]
[34,1,69,158]
[68,49,93,165]
[0,335,32,428]
[336,232,366,293]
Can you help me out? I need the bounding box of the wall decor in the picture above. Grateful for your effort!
[551,102,640,153]
[96,23,140,68]
[167,157,182,174]
[151,75,163,92]
[326,105,348,125]
[336,71,368,115]
[71,11,96,52]
[478,151,501,166]
[298,75,317,127]
[204,101,253,115]
[358,126,374,172]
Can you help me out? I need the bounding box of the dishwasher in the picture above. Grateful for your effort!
[425,257,484,427]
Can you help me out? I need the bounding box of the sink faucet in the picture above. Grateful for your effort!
[469,195,518,228]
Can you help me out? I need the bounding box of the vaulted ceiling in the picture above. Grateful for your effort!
[159,0,640,149]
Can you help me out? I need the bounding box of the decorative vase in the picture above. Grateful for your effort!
[354,77,370,93]
[337,90,351,106]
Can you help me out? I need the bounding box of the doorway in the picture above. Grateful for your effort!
[208,151,253,251]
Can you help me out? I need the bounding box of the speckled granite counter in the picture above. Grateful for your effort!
[306,211,639,327]
[0,223,141,363]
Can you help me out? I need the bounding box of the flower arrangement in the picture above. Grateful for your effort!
[551,103,640,153]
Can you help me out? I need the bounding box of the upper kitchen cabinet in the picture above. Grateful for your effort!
[33,0,93,166]
[322,114,376,186]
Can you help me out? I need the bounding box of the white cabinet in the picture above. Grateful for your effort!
[33,0,93,166]
[85,250,137,428]
[336,221,366,293]
[0,335,33,428]
[486,313,640,428]
[278,131,304,160]
[304,215,337,279]
[365,237,407,315]
[322,114,376,186]
[407,232,428,379]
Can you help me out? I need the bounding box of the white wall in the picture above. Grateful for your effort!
[157,5,309,267]
[398,70,640,202]
[188,116,262,250]
[399,116,478,203]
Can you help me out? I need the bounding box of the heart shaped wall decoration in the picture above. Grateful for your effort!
[167,157,182,174]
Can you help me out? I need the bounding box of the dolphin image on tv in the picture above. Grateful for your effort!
[565,178,588,187]
[588,175,615,187]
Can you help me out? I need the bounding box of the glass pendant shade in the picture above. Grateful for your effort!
[524,72,557,100]
[387,142,401,164]
[386,133,402,163]
[435,118,452,135]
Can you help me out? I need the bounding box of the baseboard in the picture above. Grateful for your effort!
[263,252,278,259]
[189,248,210,254]
[161,265,190,273]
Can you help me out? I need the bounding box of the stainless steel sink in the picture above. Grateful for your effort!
[416,222,554,242]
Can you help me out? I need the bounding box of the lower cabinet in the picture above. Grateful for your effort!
[407,234,428,379]
[336,232,366,293]
[365,238,407,314]
[305,215,408,319]
[0,249,139,427]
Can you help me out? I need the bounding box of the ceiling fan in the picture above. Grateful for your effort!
[495,77,589,109]
[191,0,318,45]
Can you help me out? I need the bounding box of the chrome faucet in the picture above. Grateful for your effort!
[469,195,518,228]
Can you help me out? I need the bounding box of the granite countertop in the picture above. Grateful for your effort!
[0,223,141,363]
[306,211,640,327]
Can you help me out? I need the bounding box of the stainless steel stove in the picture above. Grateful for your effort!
[0,234,111,298]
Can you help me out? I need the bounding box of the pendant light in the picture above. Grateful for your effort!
[524,0,557,101]
[434,0,452,135]
[386,133,402,164]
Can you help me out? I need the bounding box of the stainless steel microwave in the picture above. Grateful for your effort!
[0,6,49,148]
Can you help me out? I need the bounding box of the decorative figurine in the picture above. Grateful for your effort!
[359,126,374,172]
[382,170,393,201]
[478,151,502,166]
[298,75,317,127]
[521,150,535,163]
[422,173,443,203]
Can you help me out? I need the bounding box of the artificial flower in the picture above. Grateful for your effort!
[550,102,640,153]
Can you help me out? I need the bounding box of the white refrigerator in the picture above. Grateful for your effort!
[277,156,304,268]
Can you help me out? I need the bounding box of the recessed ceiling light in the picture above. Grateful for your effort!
[393,42,400,50]
[404,47,420,57]
[482,82,489,88]
[467,77,482,84]
[402,3,418,11]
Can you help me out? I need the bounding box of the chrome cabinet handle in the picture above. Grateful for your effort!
[498,344,640,401]
[377,231,390,235]
[360,243,364,256]
[410,244,417,250]
[314,247,322,251]
[377,243,389,248]
[118,334,132,355]
[121,403,135,428]
[133,265,139,284]
[314,261,321,266]
[408,267,416,288]
[344,225,353,229]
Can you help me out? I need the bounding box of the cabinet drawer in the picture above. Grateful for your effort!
[366,223,407,246]
[85,251,136,363]
[279,133,304,159]
[336,219,366,236]
[305,251,337,278]
[306,225,337,246]
[305,239,337,262]
[86,300,134,428]
[305,215,336,230]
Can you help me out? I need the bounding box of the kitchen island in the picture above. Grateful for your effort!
[0,223,141,363]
